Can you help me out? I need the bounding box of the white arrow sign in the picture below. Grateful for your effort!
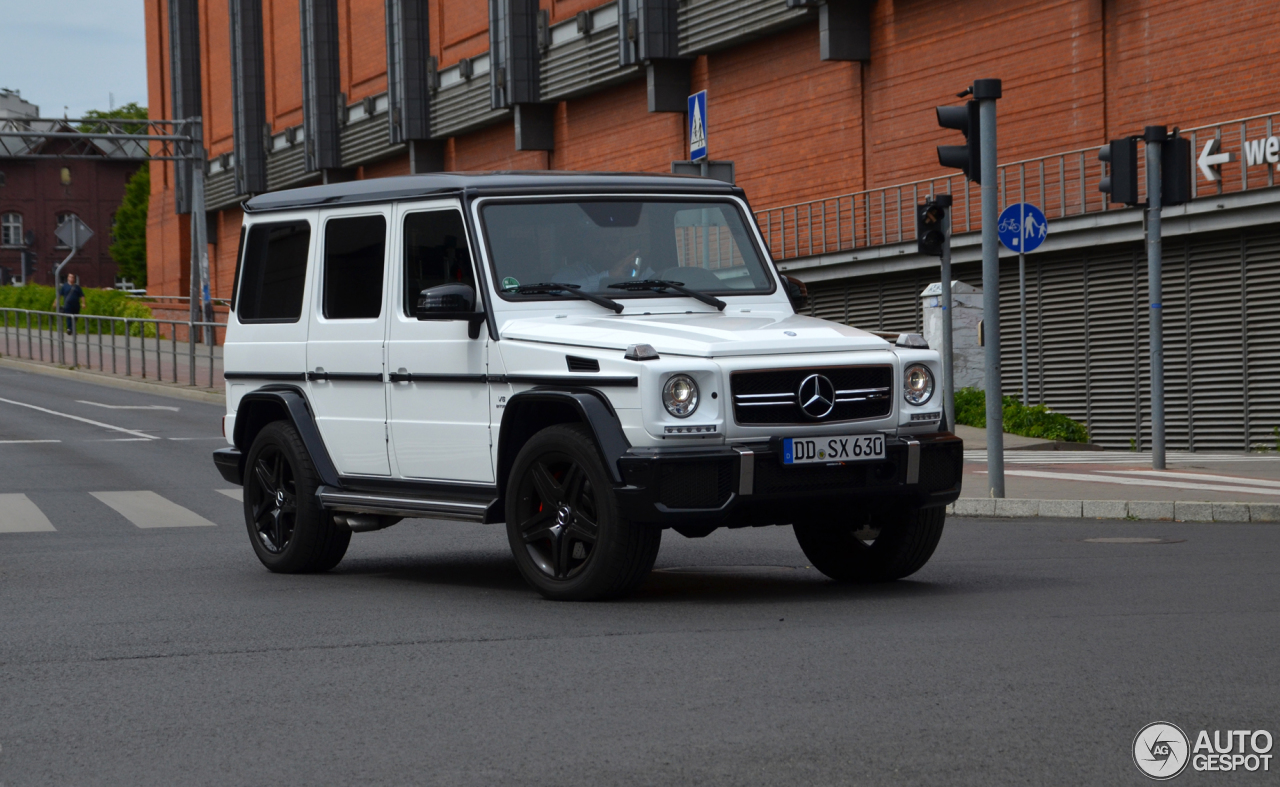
[1198,138,1233,182]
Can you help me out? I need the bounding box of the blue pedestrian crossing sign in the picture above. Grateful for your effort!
[688,91,708,162]
[998,203,1048,253]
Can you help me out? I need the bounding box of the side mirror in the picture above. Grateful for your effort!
[416,283,487,339]
[783,275,808,313]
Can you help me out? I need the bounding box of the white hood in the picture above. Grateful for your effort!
[498,310,890,357]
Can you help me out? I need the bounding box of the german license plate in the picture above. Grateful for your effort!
[782,434,886,465]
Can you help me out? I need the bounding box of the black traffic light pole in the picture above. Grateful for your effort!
[916,195,955,432]
[1098,127,1189,470]
[1143,125,1167,470]
[936,78,1003,496]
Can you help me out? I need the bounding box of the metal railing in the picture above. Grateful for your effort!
[754,109,1280,261]
[0,308,224,389]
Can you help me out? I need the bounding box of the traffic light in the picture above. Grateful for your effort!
[936,100,981,183]
[21,250,35,279]
[1161,133,1191,206]
[916,195,951,257]
[1098,138,1139,206]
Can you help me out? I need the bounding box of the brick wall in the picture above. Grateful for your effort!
[146,0,1280,301]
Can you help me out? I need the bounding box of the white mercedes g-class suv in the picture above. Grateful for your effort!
[213,172,962,600]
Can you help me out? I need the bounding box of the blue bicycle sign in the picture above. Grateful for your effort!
[998,203,1048,253]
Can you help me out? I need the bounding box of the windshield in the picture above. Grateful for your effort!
[479,199,776,299]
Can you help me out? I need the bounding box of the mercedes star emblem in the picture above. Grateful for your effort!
[798,373,836,419]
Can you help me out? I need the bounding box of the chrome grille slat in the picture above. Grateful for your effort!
[730,365,894,426]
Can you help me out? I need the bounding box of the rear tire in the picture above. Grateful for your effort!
[793,504,945,583]
[243,420,351,573]
[505,424,660,600]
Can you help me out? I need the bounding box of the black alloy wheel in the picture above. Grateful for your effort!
[505,424,661,601]
[242,420,350,573]
[793,504,946,583]
[249,445,298,554]
[516,452,600,580]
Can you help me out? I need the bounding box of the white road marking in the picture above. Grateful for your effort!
[985,469,1280,497]
[1101,469,1280,489]
[89,438,154,442]
[77,400,180,412]
[0,439,61,444]
[0,397,158,440]
[0,494,56,533]
[167,437,227,441]
[90,491,216,528]
[217,488,243,502]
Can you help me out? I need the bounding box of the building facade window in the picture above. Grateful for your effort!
[1,212,22,247]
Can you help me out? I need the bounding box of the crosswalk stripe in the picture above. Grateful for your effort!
[217,488,243,502]
[1102,469,1280,489]
[985,469,1280,497]
[964,451,1280,465]
[0,493,56,533]
[90,491,216,529]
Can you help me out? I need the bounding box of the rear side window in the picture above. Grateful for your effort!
[237,220,311,322]
[402,210,475,316]
[323,215,386,319]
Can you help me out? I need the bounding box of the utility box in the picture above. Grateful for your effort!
[921,280,985,391]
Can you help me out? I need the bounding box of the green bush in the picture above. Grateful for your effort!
[0,284,155,336]
[953,387,1090,444]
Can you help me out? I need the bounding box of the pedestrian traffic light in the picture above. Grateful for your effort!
[916,195,951,257]
[21,250,35,279]
[1098,138,1139,206]
[936,100,981,183]
[1161,132,1191,206]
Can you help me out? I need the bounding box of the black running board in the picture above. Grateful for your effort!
[316,486,492,523]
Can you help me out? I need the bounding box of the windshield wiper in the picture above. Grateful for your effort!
[608,279,727,311]
[505,282,624,314]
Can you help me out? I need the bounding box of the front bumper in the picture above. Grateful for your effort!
[615,432,963,527]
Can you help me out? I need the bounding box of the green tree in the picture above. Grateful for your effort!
[110,165,150,287]
[78,102,149,135]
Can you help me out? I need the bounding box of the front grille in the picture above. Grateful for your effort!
[731,366,894,425]
[656,460,734,509]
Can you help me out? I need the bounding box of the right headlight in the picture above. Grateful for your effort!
[903,363,935,406]
[662,374,700,418]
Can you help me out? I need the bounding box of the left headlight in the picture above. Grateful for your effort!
[662,374,700,418]
[903,363,935,406]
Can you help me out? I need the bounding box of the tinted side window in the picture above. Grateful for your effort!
[237,220,311,322]
[323,215,386,319]
[402,211,475,316]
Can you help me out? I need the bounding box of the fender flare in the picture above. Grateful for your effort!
[232,385,341,488]
[495,388,631,497]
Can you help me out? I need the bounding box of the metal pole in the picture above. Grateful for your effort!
[941,206,955,433]
[976,79,1004,497]
[192,119,214,345]
[1019,203,1029,405]
[1144,126,1166,470]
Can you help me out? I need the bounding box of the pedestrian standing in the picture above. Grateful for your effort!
[55,273,84,335]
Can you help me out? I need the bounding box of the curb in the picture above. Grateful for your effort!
[0,356,225,406]
[948,498,1279,523]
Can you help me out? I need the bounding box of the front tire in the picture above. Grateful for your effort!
[505,424,660,600]
[243,420,351,573]
[793,504,945,583]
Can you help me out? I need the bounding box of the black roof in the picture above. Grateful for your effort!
[241,170,741,213]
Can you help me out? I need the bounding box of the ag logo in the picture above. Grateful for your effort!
[1133,722,1190,780]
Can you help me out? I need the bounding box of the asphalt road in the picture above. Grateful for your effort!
[0,366,1276,786]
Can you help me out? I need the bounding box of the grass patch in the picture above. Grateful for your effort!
[954,387,1090,444]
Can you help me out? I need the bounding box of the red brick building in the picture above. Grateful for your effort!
[0,92,139,288]
[144,0,1280,450]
